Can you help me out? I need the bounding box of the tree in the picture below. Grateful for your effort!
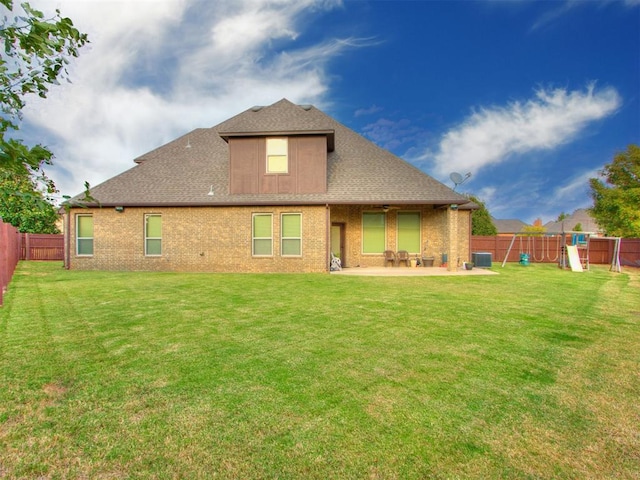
[467,195,497,236]
[522,218,545,236]
[589,144,640,237]
[0,170,59,232]
[556,212,569,222]
[0,0,88,190]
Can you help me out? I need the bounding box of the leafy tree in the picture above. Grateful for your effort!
[556,212,569,222]
[467,195,497,236]
[589,144,640,237]
[0,0,88,192]
[573,222,583,232]
[522,218,545,236]
[0,170,59,232]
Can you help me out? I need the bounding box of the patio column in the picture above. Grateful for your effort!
[446,205,459,272]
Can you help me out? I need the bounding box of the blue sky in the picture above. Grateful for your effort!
[18,0,640,223]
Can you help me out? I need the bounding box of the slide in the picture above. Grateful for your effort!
[566,245,584,272]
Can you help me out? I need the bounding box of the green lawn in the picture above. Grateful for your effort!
[0,262,638,479]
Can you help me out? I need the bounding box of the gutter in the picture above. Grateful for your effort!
[67,199,476,209]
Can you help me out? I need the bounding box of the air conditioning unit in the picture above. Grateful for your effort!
[472,252,492,268]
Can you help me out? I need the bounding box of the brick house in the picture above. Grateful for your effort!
[64,99,473,273]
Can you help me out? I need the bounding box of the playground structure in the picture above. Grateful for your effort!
[500,232,623,273]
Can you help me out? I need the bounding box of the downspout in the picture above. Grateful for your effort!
[325,204,330,272]
[64,211,70,270]
[468,209,473,262]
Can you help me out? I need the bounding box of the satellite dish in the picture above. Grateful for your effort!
[449,171,471,190]
[450,172,463,184]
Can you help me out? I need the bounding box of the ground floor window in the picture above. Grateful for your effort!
[362,212,385,254]
[145,214,162,256]
[397,211,421,253]
[76,214,93,256]
[281,213,302,256]
[253,213,273,256]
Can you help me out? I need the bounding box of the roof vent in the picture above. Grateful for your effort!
[300,104,312,111]
[250,105,264,112]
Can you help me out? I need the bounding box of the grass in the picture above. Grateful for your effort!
[0,262,638,479]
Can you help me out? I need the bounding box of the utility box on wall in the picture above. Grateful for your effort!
[472,252,492,268]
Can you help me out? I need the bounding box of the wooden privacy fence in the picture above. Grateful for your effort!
[471,235,640,266]
[20,233,64,261]
[0,221,21,306]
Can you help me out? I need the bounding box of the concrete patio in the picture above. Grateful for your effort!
[330,266,498,276]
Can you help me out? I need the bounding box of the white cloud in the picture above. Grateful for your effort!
[550,168,599,204]
[362,118,425,152]
[21,0,355,198]
[354,105,383,117]
[525,0,640,32]
[425,84,621,179]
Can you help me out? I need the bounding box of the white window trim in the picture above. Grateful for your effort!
[76,214,93,257]
[144,214,162,257]
[281,213,302,257]
[252,213,273,257]
[266,137,288,174]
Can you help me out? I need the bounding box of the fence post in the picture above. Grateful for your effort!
[0,223,6,305]
[25,232,30,261]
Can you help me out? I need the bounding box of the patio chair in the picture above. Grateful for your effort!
[396,250,411,267]
[383,250,396,267]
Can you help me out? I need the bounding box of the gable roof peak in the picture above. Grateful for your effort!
[216,97,333,140]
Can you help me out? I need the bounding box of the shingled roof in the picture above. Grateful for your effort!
[72,99,469,207]
[492,217,529,234]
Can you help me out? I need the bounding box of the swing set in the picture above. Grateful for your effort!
[501,232,568,268]
[501,231,623,273]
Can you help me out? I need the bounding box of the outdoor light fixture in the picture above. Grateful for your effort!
[450,204,458,210]
[115,206,124,212]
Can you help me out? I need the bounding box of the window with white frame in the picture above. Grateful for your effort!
[266,137,288,174]
[362,212,385,254]
[252,213,273,256]
[397,212,421,253]
[145,214,162,256]
[76,214,93,256]
[281,213,302,256]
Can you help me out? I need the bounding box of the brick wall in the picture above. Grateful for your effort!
[66,204,471,273]
[67,206,328,273]
[329,205,471,268]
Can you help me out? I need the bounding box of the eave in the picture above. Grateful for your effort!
[218,130,335,152]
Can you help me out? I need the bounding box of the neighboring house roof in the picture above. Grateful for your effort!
[71,99,469,207]
[543,208,601,233]
[491,217,529,234]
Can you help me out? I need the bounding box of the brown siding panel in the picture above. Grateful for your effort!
[261,175,278,194]
[296,136,327,193]
[277,174,295,194]
[229,138,259,194]
[230,135,328,196]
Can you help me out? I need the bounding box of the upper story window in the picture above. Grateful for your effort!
[266,137,288,174]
